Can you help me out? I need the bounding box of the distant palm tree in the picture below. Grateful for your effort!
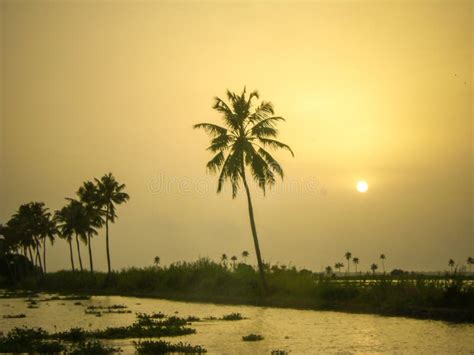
[39,209,57,273]
[345,252,352,274]
[242,250,249,264]
[353,257,360,274]
[380,254,386,273]
[231,255,238,269]
[325,266,333,275]
[468,257,473,273]
[154,256,160,267]
[335,262,344,275]
[95,173,130,274]
[194,88,293,291]
[370,263,378,275]
[221,253,228,268]
[448,259,455,273]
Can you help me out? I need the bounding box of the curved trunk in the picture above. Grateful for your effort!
[87,234,94,273]
[241,164,268,292]
[42,237,47,273]
[68,239,76,272]
[35,243,43,274]
[75,234,83,271]
[105,208,111,274]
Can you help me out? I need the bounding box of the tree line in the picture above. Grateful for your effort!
[0,173,129,280]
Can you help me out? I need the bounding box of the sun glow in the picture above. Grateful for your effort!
[356,180,369,193]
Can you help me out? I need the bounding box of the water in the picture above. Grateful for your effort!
[1,292,473,354]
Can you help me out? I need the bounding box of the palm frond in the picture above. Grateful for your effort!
[193,123,227,136]
[258,137,294,156]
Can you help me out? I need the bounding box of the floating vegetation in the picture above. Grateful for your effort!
[2,313,26,319]
[74,301,83,305]
[0,327,65,353]
[84,310,102,316]
[87,304,128,310]
[134,340,207,354]
[43,295,91,301]
[68,340,121,354]
[102,309,132,314]
[186,315,201,322]
[0,291,39,299]
[242,334,264,341]
[271,350,289,355]
[221,312,244,321]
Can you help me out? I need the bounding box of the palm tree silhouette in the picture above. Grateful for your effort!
[95,173,130,274]
[154,256,160,267]
[194,88,293,291]
[467,257,473,273]
[380,254,386,273]
[54,205,76,272]
[352,257,360,274]
[77,181,103,273]
[221,253,228,268]
[448,259,455,273]
[335,262,344,275]
[345,252,352,274]
[242,250,249,264]
[325,266,333,275]
[370,263,378,275]
[231,255,238,269]
[38,207,57,273]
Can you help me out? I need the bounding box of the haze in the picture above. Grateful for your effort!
[0,0,472,272]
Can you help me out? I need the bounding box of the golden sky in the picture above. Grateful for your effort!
[0,0,472,272]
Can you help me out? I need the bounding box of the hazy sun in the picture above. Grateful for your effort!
[356,180,369,193]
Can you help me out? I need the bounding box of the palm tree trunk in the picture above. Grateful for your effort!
[87,234,94,273]
[68,240,76,272]
[35,244,43,273]
[75,234,83,271]
[28,246,35,267]
[42,237,47,273]
[241,165,268,292]
[105,210,111,274]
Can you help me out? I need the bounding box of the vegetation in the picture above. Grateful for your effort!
[4,258,473,323]
[0,173,129,281]
[194,88,294,291]
[134,340,207,354]
[242,333,264,341]
[68,340,121,355]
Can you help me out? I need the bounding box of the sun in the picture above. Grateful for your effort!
[356,180,369,193]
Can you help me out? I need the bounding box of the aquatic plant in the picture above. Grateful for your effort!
[0,327,62,353]
[68,340,121,354]
[2,313,26,318]
[221,312,244,321]
[134,340,207,353]
[242,333,264,341]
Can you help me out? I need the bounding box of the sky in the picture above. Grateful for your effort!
[0,0,472,272]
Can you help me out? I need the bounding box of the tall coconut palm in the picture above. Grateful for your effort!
[231,255,238,269]
[448,259,455,273]
[370,263,378,275]
[380,253,386,273]
[221,253,228,268]
[38,210,57,273]
[345,252,352,274]
[54,205,76,272]
[353,257,360,274]
[194,88,294,291]
[95,173,130,274]
[77,181,103,273]
[242,250,249,264]
[325,266,333,275]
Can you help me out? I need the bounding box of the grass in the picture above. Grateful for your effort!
[134,340,207,353]
[242,333,264,341]
[5,258,474,322]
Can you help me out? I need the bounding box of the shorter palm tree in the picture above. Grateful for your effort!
[154,256,160,267]
[448,259,455,273]
[467,257,473,273]
[242,250,249,264]
[231,255,238,269]
[325,266,333,275]
[221,254,228,268]
[380,254,386,273]
[335,262,344,275]
[370,263,378,275]
[353,257,360,274]
[345,252,352,274]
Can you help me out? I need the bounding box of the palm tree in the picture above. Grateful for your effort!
[38,209,57,273]
[325,266,333,275]
[353,257,360,274]
[194,88,294,291]
[345,252,352,274]
[230,255,238,269]
[335,262,344,275]
[95,173,130,274]
[77,181,103,273]
[370,263,378,275]
[242,250,249,264]
[448,259,455,273]
[154,256,160,267]
[221,253,228,268]
[467,257,473,273]
[380,253,386,273]
[54,205,76,272]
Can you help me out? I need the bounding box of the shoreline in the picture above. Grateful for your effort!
[5,287,473,324]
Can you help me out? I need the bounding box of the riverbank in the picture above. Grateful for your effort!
[3,259,473,323]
